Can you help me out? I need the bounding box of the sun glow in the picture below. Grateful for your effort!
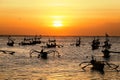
[53,20,63,27]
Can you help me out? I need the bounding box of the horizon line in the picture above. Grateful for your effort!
[0,34,120,37]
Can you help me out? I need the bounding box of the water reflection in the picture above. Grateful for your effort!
[0,37,120,80]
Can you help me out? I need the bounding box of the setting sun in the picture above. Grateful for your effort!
[53,20,63,27]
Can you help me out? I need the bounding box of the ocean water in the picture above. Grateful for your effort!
[0,36,120,80]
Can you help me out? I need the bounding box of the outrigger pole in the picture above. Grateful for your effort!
[0,50,15,55]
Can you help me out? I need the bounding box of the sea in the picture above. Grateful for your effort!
[0,36,120,80]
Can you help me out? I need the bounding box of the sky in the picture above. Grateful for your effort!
[0,0,120,36]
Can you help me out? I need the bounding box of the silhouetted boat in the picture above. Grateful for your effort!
[32,36,41,44]
[91,37,100,50]
[7,36,14,46]
[75,37,81,47]
[79,56,119,74]
[102,48,110,58]
[46,39,56,48]
[19,40,35,46]
[102,33,112,49]
[19,36,41,46]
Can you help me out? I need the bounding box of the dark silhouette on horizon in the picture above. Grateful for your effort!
[19,36,41,46]
[7,36,14,46]
[75,37,81,47]
[29,49,60,59]
[91,37,100,50]
[79,56,119,74]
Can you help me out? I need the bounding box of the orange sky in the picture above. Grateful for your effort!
[0,0,120,36]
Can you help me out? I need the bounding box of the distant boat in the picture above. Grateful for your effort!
[102,33,112,49]
[19,36,41,46]
[32,36,41,44]
[7,36,14,46]
[102,48,110,58]
[46,38,57,48]
[75,37,81,47]
[91,37,100,50]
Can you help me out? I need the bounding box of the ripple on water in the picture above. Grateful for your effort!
[0,37,120,80]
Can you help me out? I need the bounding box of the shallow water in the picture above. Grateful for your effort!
[0,36,120,80]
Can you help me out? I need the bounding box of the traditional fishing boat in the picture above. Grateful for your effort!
[0,50,15,55]
[75,37,81,47]
[102,33,112,49]
[91,37,100,50]
[46,39,57,48]
[7,36,14,46]
[29,49,60,59]
[79,56,119,74]
[19,36,41,46]
[102,48,110,58]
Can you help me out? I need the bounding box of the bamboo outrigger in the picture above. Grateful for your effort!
[79,56,119,74]
[0,50,15,55]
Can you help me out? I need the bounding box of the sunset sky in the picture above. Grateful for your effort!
[0,0,120,36]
